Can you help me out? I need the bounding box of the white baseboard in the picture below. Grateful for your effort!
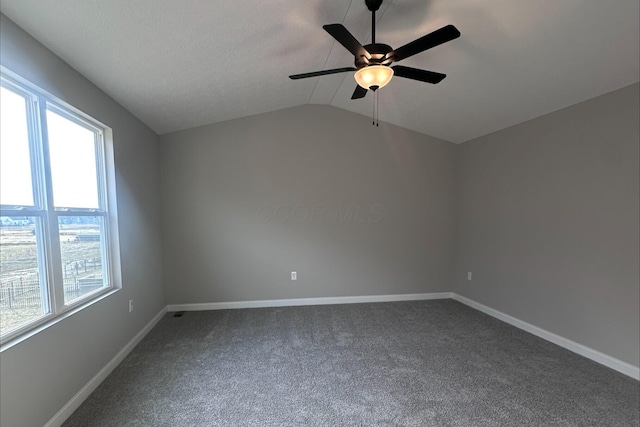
[451,293,640,381]
[167,292,453,312]
[44,306,168,427]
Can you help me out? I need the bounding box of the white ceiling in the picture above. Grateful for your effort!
[1,0,638,143]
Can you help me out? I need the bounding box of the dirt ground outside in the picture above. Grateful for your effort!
[1,222,105,334]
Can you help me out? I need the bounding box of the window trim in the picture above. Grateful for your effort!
[0,66,122,348]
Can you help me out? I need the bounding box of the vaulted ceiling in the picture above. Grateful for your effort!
[1,0,638,143]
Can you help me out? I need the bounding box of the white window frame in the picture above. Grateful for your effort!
[0,67,121,347]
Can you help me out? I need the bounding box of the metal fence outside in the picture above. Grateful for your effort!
[0,277,104,310]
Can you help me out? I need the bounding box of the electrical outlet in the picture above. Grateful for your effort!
[467,272,472,281]
[291,271,297,281]
[129,299,134,312]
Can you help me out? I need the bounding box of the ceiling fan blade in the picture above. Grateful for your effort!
[323,24,371,60]
[392,65,446,84]
[289,67,356,80]
[351,85,368,99]
[388,24,460,62]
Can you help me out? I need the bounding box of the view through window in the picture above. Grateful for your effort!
[0,71,117,341]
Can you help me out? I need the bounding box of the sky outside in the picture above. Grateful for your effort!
[1,85,99,210]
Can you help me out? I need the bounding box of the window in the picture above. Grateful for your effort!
[0,68,120,344]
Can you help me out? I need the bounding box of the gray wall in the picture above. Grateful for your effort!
[454,83,640,367]
[161,105,457,303]
[0,15,165,427]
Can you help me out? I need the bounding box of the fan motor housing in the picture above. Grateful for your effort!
[356,43,393,68]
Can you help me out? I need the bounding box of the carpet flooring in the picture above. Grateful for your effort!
[63,300,639,426]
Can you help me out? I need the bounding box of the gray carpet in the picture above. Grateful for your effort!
[63,300,639,426]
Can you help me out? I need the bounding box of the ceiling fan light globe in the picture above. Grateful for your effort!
[354,65,394,90]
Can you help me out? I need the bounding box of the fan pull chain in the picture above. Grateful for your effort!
[376,91,379,127]
[371,91,380,127]
[372,91,376,126]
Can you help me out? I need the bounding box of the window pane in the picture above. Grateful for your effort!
[59,216,107,304]
[0,87,34,206]
[0,216,48,335]
[47,108,100,209]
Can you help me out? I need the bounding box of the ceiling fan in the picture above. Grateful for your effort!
[289,0,460,100]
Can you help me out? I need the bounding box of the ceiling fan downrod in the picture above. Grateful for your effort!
[366,0,383,43]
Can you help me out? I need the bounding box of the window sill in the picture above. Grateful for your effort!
[0,287,120,352]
